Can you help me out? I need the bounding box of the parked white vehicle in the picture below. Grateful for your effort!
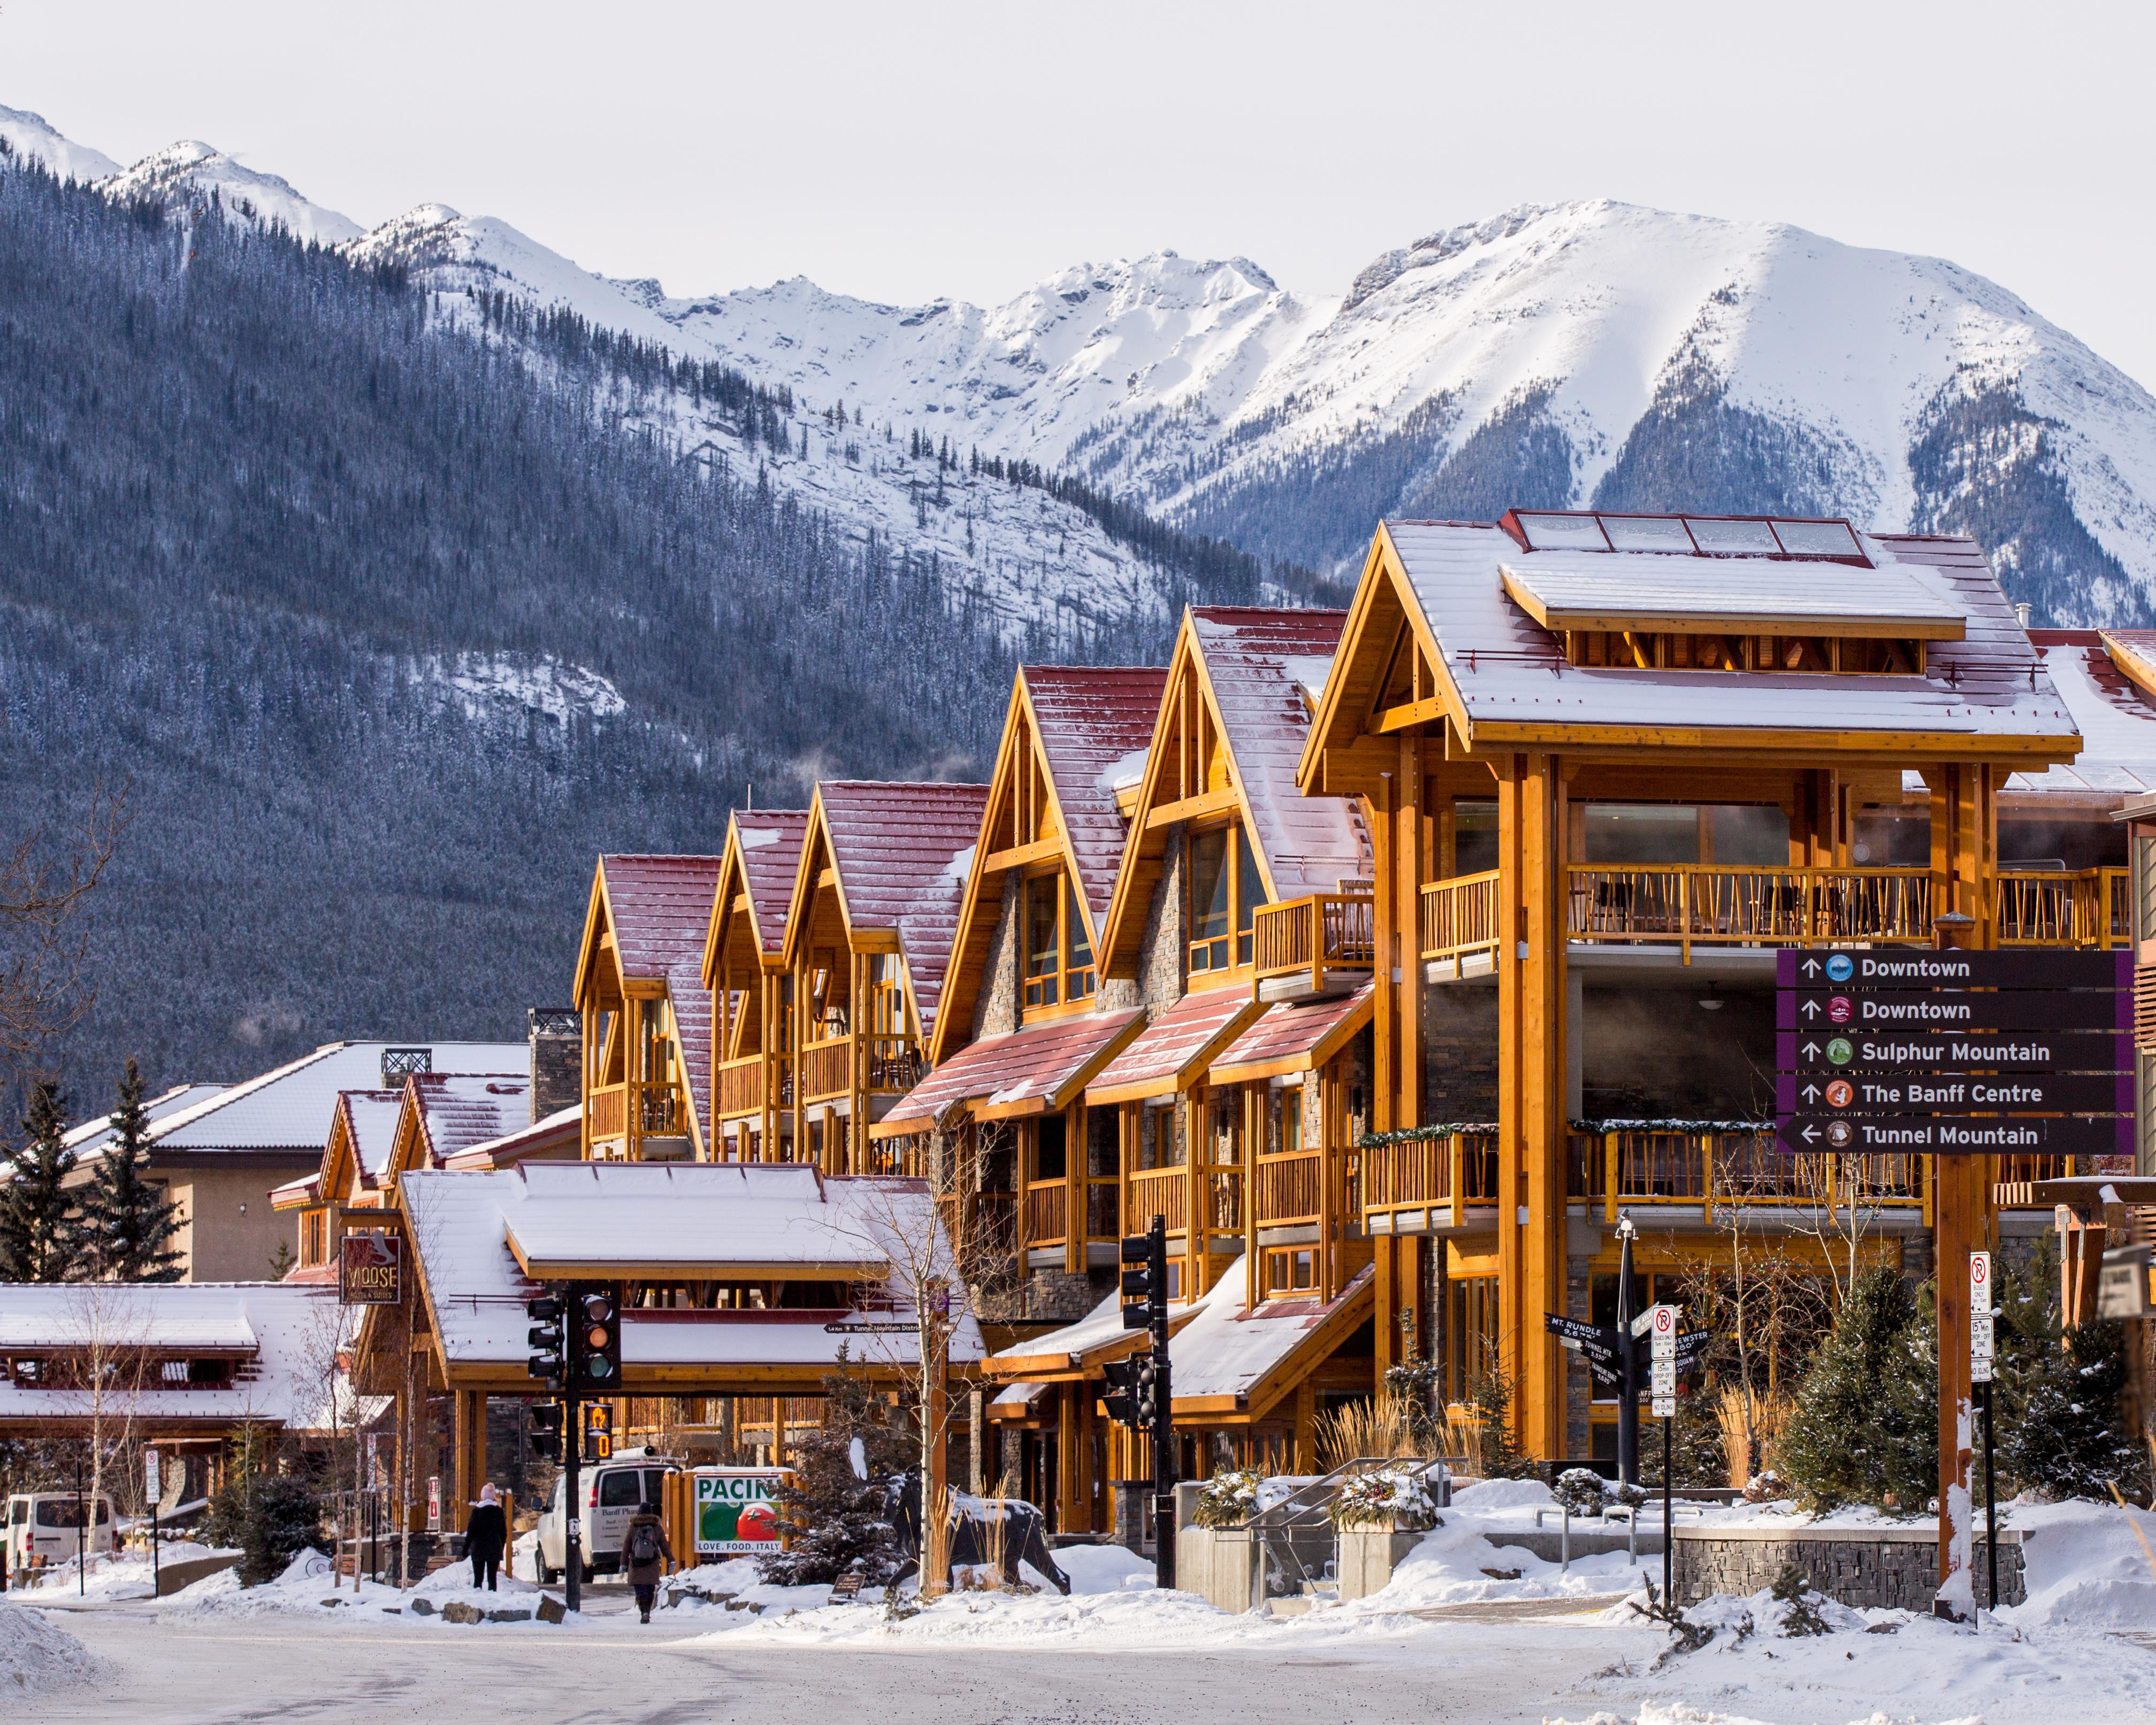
[534,1451,679,1582]
[5,1492,118,1579]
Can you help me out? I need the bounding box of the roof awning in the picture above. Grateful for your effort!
[1499,556,1966,640]
[1209,983,1374,1086]
[872,1008,1145,1139]
[269,1172,322,1210]
[1085,988,1265,1105]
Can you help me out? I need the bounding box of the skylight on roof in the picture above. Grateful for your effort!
[1515,513,1610,552]
[1769,520,1862,559]
[1684,518,1779,554]
[1602,517,1694,552]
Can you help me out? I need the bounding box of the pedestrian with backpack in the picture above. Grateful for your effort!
[623,1500,672,1623]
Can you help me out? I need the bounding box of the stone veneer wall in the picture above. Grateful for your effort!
[1423,982,1498,1121]
[1672,1526,2024,1610]
[972,874,1022,1041]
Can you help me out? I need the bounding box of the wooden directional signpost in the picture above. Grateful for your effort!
[1773,943,2134,1618]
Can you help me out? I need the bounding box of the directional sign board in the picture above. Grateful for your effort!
[1774,944,2131,1155]
[1778,990,2128,1032]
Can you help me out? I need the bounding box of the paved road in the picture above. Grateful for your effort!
[27,1594,1626,1725]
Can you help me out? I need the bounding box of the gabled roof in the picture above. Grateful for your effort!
[71,1042,524,1162]
[61,1083,227,1155]
[404,1073,532,1167]
[1085,988,1264,1105]
[442,1103,584,1171]
[1166,1254,1375,1418]
[1301,519,2082,785]
[576,853,727,995]
[324,1088,406,1197]
[1210,983,1375,1086]
[784,781,991,1041]
[1098,607,1370,980]
[936,666,1167,1059]
[705,809,811,983]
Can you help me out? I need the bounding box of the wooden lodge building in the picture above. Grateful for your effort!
[258,505,2156,1560]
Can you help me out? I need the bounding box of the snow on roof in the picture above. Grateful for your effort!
[60,1083,227,1155]
[93,1042,526,1158]
[598,854,725,981]
[399,1164,983,1369]
[1210,984,1374,1083]
[816,782,992,1041]
[335,1089,408,1183]
[1087,988,1262,1103]
[1023,666,1169,921]
[442,1103,583,1172]
[877,1008,1143,1136]
[0,1282,343,1430]
[1497,552,1965,635]
[1999,636,2156,797]
[410,1073,532,1165]
[1381,522,2080,745]
[1189,609,1371,902]
[668,957,715,1154]
[984,1283,1195,1370]
[731,810,810,953]
[1167,1255,1374,1407]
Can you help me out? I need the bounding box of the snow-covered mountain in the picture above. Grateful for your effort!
[11,102,2156,626]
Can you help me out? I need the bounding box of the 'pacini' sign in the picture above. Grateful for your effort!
[339,1233,403,1306]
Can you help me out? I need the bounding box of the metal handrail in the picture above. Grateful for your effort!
[1240,1454,1453,1600]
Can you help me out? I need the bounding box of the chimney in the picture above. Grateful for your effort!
[2014,602,2032,630]
[528,1008,581,1124]
[381,1047,432,1085]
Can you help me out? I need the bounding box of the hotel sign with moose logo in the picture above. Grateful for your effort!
[339,1231,403,1306]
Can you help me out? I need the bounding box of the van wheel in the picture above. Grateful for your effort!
[536,1560,555,1585]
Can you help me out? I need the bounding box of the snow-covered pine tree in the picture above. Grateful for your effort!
[1467,1364,1539,1480]
[2003,1317,2149,1502]
[756,1350,915,1586]
[0,1080,83,1282]
[1778,1268,1935,1513]
[82,1058,183,1282]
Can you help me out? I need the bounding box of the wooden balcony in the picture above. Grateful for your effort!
[716,1055,765,1121]
[1022,1180,1068,1249]
[1252,892,1375,1001]
[1995,867,2131,948]
[585,1082,689,1155]
[1566,864,1933,958]
[798,1034,925,1107]
[1363,1132,1499,1230]
[1565,1130,1928,1215]
[1127,1165,1189,1236]
[1253,1149,1323,1227]
[1419,869,1503,979]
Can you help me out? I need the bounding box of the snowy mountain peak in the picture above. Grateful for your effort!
[95,138,363,247]
[0,104,120,183]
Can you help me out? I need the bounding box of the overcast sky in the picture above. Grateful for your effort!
[9,1,2155,386]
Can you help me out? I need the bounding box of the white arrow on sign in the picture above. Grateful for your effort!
[1801,999,1822,1019]
[1801,957,1821,976]
[1802,1083,1821,1103]
[1801,1125,1821,1144]
[1801,1041,1821,1059]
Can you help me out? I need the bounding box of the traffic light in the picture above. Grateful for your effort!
[572,1284,621,1391]
[584,1402,614,1462]
[527,1400,562,1462]
[526,1295,565,1391]
[1102,1354,1142,1430]
[1135,1356,1160,1428]
[1119,1232,1162,1333]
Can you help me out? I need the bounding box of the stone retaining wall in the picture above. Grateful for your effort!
[1672,1525,2024,1610]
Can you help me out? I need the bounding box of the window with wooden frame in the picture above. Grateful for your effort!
[1031,1113,1068,1183]
[1022,873,1096,1011]
[1448,1274,1500,1405]
[1187,825,1268,974]
[1265,1247,1317,1296]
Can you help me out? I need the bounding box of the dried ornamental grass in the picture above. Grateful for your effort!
[1314,1392,1422,1470]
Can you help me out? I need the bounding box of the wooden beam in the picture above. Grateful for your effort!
[1373,696,1449,735]
[982,835,1064,874]
[1144,787,1240,830]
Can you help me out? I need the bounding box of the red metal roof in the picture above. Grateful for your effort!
[817,781,992,1041]
[1086,987,1264,1103]
[600,854,727,981]
[875,1007,1143,1137]
[1209,984,1374,1083]
[410,1074,531,1164]
[732,810,810,955]
[1187,609,1372,902]
[1023,666,1168,922]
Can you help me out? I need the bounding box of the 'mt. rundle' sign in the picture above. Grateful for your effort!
[339,1232,402,1305]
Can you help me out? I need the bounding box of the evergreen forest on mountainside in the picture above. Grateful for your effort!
[0,165,1252,1109]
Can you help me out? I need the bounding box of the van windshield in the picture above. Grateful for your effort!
[597,1471,642,1508]
[36,1500,87,1528]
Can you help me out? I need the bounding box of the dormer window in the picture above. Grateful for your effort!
[1023,875,1096,1010]
[1189,825,1267,973]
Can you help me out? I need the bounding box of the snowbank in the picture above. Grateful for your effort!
[0,1599,101,1693]
[1998,1497,2156,1631]
[19,1541,238,1601]
[1450,1477,1554,1510]
[1349,1516,1648,1613]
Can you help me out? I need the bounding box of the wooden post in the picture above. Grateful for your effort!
[1521,754,1568,1460]
[452,1388,487,1524]
[1397,734,1425,1132]
[1067,1101,1086,1276]
[1057,1383,1082,1536]
[1294,1379,1317,1475]
[1375,1231,1397,1378]
[1495,755,1525,1423]
[1372,769,1398,1133]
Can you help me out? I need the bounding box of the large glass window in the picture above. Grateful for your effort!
[1034,1115,1067,1183]
[1235,827,1267,966]
[1448,1275,1501,1405]
[1189,825,1265,974]
[1583,804,1790,867]
[1022,873,1097,1010]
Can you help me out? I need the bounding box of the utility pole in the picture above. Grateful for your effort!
[1107,1217,1175,1589]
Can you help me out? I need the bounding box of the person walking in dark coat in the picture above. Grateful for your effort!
[623,1501,673,1623]
[464,1483,507,1591]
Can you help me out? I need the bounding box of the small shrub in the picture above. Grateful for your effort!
[1770,1562,1829,1637]
[238,1471,324,1586]
[1194,1467,1267,1530]
[1328,1470,1438,1531]
[1553,1468,1606,1517]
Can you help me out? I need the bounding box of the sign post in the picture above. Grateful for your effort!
[1647,1302,1679,1606]
[143,1449,160,1596]
[1971,1250,1997,1614]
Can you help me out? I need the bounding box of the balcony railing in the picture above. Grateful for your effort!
[1022,1180,1067,1249]
[1253,1149,1323,1227]
[1565,1130,1927,1215]
[589,1084,626,1142]
[798,1034,924,1106]
[1996,867,2131,948]
[1127,1164,1189,1235]
[1362,1131,1500,1227]
[1568,865,1933,957]
[585,1082,688,1153]
[716,1055,765,1121]
[1420,871,1503,971]
[1251,893,1375,992]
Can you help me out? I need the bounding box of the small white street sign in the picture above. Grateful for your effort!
[1970,1251,1996,1384]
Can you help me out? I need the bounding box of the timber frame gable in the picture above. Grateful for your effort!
[702,808,810,1159]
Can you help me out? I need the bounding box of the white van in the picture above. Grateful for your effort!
[4,1493,118,1581]
[534,1452,679,1582]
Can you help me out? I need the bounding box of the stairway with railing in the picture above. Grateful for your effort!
[1235,1454,1454,1604]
